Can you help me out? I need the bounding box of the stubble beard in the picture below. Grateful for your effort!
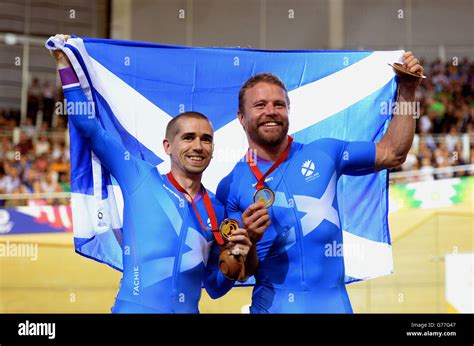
[249,121,289,149]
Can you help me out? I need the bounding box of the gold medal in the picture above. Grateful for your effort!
[219,218,240,242]
[388,63,426,79]
[253,187,275,209]
[246,137,292,210]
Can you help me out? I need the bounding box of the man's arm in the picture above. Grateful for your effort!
[374,51,424,171]
[203,242,236,299]
[51,35,147,194]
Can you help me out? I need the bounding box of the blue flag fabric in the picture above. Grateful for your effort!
[46,36,402,283]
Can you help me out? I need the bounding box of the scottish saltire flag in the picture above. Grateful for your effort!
[46,36,402,282]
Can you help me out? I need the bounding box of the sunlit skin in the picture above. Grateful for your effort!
[163,117,214,199]
[238,82,290,162]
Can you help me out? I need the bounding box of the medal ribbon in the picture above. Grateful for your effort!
[166,172,224,245]
[246,136,294,189]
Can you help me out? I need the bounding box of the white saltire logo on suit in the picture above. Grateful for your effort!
[180,228,212,272]
[301,159,320,182]
[293,172,340,236]
[142,190,213,285]
[272,172,340,250]
[145,229,212,286]
[301,160,315,177]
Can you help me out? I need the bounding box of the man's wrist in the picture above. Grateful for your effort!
[56,57,71,69]
[52,50,71,69]
[249,231,260,243]
[397,88,416,102]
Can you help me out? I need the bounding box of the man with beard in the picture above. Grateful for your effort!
[51,35,256,313]
[217,52,424,313]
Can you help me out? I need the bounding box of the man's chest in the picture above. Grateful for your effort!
[237,149,341,233]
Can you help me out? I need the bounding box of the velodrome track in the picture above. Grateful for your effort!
[0,201,472,313]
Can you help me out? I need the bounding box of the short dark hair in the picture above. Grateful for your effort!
[165,111,211,140]
[238,73,290,114]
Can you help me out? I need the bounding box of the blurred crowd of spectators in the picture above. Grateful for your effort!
[0,77,69,207]
[0,58,474,206]
[391,57,474,182]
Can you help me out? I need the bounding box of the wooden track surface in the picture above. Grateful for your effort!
[0,203,472,313]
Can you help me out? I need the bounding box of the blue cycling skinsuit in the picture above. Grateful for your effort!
[60,67,234,313]
[217,138,376,313]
